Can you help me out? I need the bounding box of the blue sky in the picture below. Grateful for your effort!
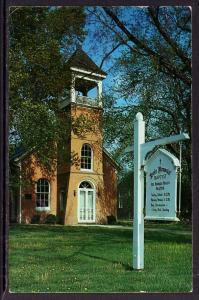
[78,5,191,106]
[80,7,130,104]
[79,6,152,106]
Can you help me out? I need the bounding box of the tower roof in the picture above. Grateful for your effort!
[66,48,107,76]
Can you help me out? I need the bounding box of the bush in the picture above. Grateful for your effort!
[107,215,116,225]
[31,215,41,224]
[56,215,64,225]
[45,214,57,224]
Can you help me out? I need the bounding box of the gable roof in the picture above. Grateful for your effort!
[11,145,120,170]
[103,148,121,170]
[10,145,27,161]
[66,47,107,76]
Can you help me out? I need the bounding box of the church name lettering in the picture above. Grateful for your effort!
[145,150,180,221]
[148,165,172,213]
[150,166,171,179]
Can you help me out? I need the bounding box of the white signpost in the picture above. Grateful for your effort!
[126,112,190,270]
[145,148,180,222]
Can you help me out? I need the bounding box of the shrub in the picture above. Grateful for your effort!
[45,214,57,224]
[31,215,41,224]
[107,215,116,225]
[56,215,64,225]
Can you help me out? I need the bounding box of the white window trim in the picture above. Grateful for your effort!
[118,192,123,209]
[35,179,50,211]
[35,207,50,212]
[118,199,123,209]
[80,168,94,172]
[80,144,93,172]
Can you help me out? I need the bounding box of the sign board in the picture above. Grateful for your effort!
[144,148,180,221]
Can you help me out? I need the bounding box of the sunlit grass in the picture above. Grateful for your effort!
[9,223,192,293]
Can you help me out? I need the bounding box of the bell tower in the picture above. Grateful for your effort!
[59,47,106,109]
[57,47,107,225]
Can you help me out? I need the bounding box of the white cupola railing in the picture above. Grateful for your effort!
[76,95,99,107]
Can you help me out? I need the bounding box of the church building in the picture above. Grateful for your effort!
[10,48,119,225]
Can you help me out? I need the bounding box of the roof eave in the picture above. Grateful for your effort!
[103,148,121,170]
[70,66,107,78]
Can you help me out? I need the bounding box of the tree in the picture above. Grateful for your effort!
[9,7,86,170]
[87,6,191,215]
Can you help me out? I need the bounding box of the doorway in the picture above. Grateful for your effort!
[78,181,95,223]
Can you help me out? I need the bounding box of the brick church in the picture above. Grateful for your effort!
[10,48,119,225]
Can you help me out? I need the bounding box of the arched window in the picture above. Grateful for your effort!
[81,144,92,170]
[36,179,50,210]
[79,181,93,189]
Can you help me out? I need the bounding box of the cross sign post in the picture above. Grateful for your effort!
[129,112,190,270]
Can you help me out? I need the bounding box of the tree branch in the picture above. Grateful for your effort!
[99,42,123,68]
[9,7,21,16]
[176,13,191,33]
[148,7,191,71]
[103,7,191,86]
[87,7,135,53]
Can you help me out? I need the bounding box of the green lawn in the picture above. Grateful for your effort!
[9,223,192,293]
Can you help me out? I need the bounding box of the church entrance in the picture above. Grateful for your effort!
[78,181,96,223]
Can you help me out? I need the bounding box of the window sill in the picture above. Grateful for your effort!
[78,220,96,223]
[35,207,50,212]
[80,169,93,172]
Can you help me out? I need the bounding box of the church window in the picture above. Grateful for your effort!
[36,178,50,210]
[81,144,92,170]
[79,181,93,188]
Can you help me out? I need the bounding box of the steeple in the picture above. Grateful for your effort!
[67,47,107,77]
[59,48,107,109]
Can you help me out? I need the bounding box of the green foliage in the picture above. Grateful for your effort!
[31,215,41,224]
[72,114,97,138]
[9,7,85,107]
[97,6,191,214]
[107,215,117,224]
[44,214,58,224]
[9,224,192,292]
[9,7,86,171]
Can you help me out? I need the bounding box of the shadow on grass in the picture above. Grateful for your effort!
[9,224,191,245]
[144,231,191,244]
[79,251,134,271]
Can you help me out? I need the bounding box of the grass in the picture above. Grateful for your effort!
[9,223,192,293]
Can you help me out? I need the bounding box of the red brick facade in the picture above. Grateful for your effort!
[10,49,118,225]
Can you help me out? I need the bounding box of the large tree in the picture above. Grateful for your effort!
[9,7,86,169]
[87,6,191,215]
